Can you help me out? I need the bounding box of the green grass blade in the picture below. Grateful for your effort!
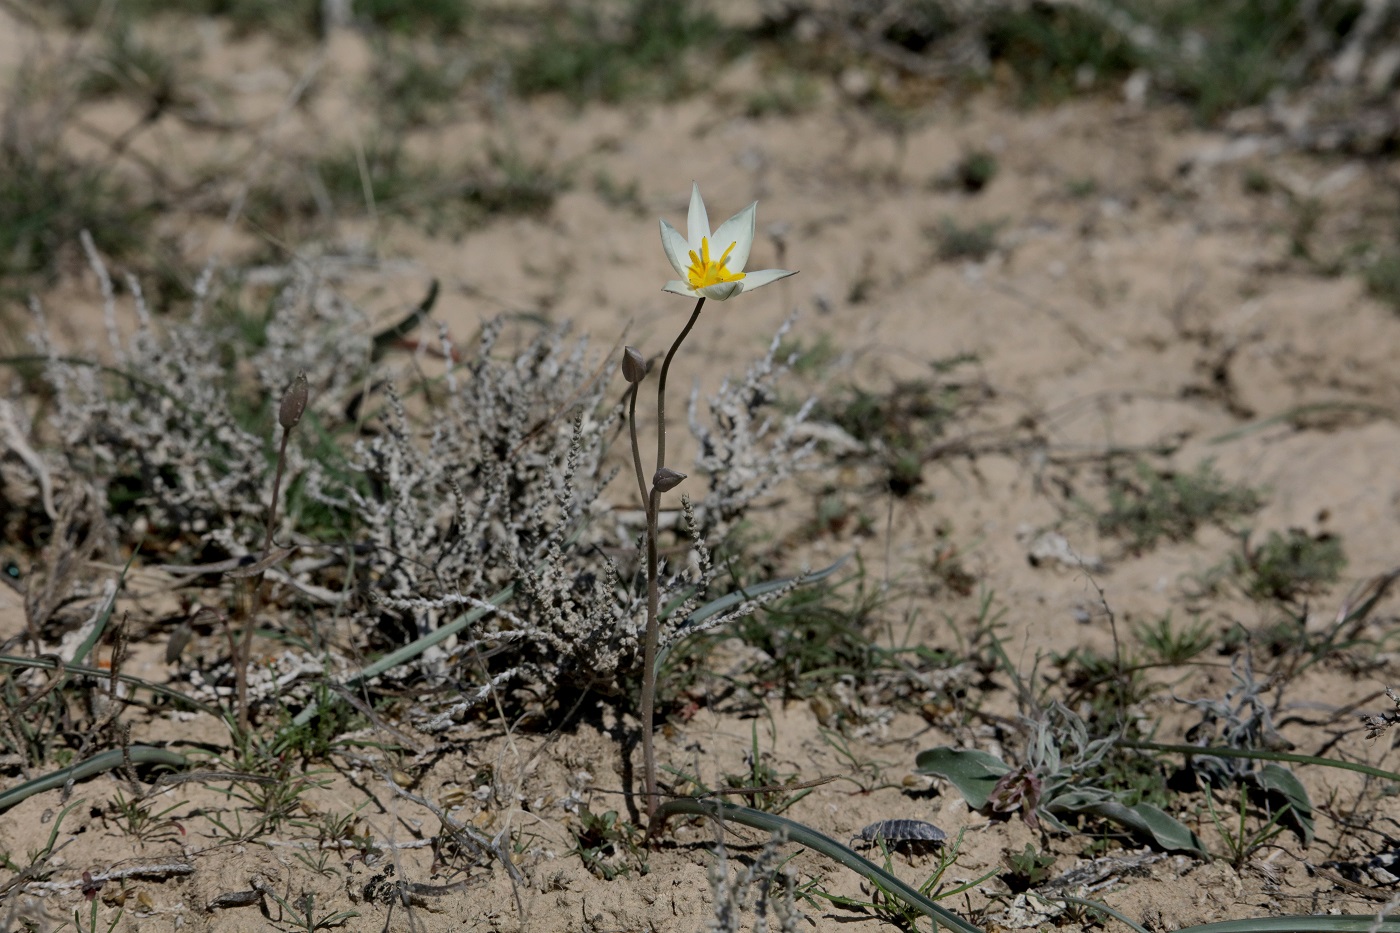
[653,797,984,933]
[1119,740,1400,784]
[1177,918,1400,933]
[0,747,188,813]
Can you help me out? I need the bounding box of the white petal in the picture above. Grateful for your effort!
[663,279,699,298]
[698,281,743,301]
[686,182,710,248]
[659,219,690,278]
[736,268,796,293]
[711,202,757,273]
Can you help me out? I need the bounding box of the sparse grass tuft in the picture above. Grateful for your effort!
[930,217,1001,262]
[984,3,1143,103]
[1098,460,1264,553]
[0,140,152,287]
[512,0,733,103]
[1235,529,1346,603]
[953,150,998,194]
[1364,249,1400,312]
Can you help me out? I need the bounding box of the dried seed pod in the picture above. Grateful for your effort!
[622,346,647,384]
[278,372,309,429]
[653,468,687,492]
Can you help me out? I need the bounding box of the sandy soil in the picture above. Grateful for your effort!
[4,6,1400,932]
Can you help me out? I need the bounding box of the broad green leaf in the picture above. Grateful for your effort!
[1254,763,1314,843]
[1050,796,1206,855]
[914,747,1011,810]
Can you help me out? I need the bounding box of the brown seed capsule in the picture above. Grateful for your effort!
[622,346,646,383]
[278,372,310,429]
[652,468,687,492]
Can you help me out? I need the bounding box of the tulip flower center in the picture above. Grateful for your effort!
[686,237,746,290]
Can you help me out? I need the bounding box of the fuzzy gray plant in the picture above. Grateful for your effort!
[703,830,806,933]
[688,315,817,546]
[14,244,819,724]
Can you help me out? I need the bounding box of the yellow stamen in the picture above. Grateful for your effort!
[686,237,746,290]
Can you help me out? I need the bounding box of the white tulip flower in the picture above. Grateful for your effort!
[660,183,795,301]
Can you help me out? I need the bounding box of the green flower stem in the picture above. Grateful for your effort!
[641,486,663,815]
[651,797,985,933]
[639,296,704,819]
[653,298,704,474]
[0,746,188,813]
[1117,740,1400,784]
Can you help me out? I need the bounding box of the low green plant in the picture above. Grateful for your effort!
[952,150,998,193]
[811,355,983,497]
[105,790,186,846]
[917,702,1206,855]
[983,2,1142,103]
[258,889,359,933]
[1234,529,1346,603]
[1004,843,1055,891]
[356,0,471,34]
[719,725,812,815]
[744,71,821,118]
[1098,460,1264,553]
[369,38,474,129]
[512,0,733,103]
[1137,0,1365,124]
[717,568,884,700]
[66,899,122,933]
[930,217,1001,262]
[1365,250,1400,311]
[0,139,152,287]
[1135,613,1213,664]
[1205,785,1292,870]
[77,27,185,105]
[570,806,647,879]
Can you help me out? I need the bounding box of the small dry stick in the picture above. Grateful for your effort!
[235,373,309,736]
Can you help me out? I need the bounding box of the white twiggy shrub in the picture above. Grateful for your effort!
[687,315,817,546]
[17,250,817,722]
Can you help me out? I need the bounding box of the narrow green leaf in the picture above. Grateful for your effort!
[914,747,1010,810]
[1177,917,1400,933]
[656,556,849,676]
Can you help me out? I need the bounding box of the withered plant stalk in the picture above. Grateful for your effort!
[236,373,309,736]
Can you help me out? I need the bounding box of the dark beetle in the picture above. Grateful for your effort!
[852,819,948,850]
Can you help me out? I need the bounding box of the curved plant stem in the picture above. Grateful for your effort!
[651,797,985,933]
[0,655,221,717]
[0,747,188,813]
[639,296,703,819]
[641,486,663,815]
[653,298,704,474]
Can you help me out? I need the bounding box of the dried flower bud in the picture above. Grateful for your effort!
[279,372,309,429]
[622,346,646,384]
[652,468,687,492]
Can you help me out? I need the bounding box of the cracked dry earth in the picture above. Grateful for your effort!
[5,11,1400,933]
